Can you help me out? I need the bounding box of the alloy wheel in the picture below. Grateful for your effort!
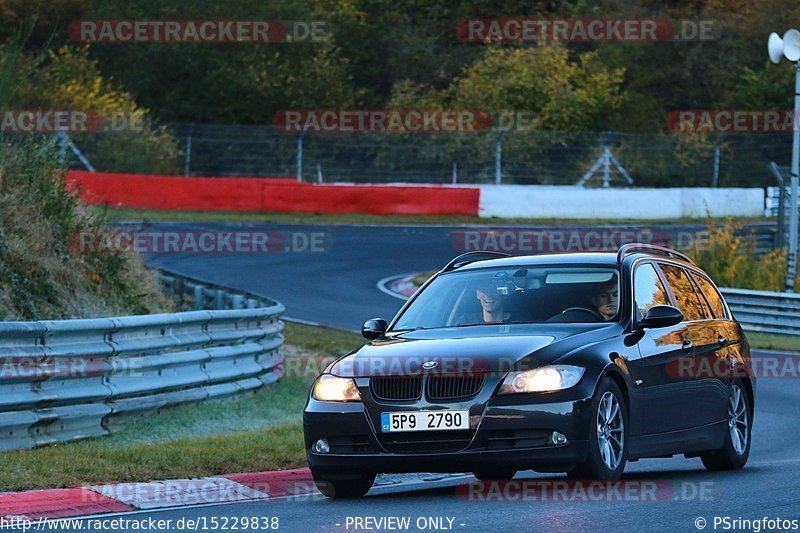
[728,384,749,455]
[597,391,624,470]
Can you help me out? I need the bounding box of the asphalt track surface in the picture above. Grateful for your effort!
[140,221,777,330]
[142,222,473,329]
[66,221,799,533]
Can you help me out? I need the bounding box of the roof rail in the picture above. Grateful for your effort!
[441,251,510,273]
[616,243,695,265]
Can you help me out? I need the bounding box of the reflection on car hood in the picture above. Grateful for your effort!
[329,323,618,377]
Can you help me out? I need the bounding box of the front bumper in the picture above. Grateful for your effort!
[303,374,597,474]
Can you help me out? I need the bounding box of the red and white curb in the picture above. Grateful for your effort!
[0,469,470,519]
[0,469,312,520]
[376,273,417,301]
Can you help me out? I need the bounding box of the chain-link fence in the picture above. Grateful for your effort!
[66,123,795,188]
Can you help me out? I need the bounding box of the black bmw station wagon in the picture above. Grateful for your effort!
[303,244,755,498]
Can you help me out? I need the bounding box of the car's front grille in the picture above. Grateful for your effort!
[380,430,474,453]
[370,376,422,401]
[427,375,485,400]
[370,375,485,401]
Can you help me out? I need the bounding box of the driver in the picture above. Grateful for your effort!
[591,279,619,321]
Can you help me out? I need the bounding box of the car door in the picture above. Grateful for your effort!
[657,263,724,430]
[689,271,737,427]
[628,261,697,434]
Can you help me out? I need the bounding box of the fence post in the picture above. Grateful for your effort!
[183,125,193,177]
[495,133,503,184]
[296,130,305,182]
[770,162,786,249]
[56,130,68,165]
[193,285,205,310]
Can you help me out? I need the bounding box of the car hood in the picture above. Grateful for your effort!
[329,323,619,377]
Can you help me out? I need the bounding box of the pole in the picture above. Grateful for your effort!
[786,61,800,292]
[452,161,458,184]
[712,142,720,187]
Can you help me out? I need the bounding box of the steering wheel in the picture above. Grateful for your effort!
[557,306,605,322]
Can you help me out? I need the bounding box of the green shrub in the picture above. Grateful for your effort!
[0,136,172,320]
[14,46,181,174]
[691,219,797,293]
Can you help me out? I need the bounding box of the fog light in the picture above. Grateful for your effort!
[549,432,568,445]
[312,438,330,454]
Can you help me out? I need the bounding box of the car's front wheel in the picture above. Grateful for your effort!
[568,377,627,480]
[310,469,375,498]
[701,379,751,471]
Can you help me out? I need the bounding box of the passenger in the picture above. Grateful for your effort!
[592,279,619,320]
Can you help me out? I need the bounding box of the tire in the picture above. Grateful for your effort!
[473,469,517,481]
[568,377,628,480]
[701,379,751,471]
[310,469,375,498]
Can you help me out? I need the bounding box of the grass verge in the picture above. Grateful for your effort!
[746,332,799,352]
[0,323,364,493]
[282,321,362,356]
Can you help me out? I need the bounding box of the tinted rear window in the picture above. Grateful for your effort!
[692,273,727,319]
[659,264,708,321]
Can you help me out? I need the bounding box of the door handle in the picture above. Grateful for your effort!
[681,340,694,352]
[718,336,727,346]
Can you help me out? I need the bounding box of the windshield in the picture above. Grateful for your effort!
[393,266,620,331]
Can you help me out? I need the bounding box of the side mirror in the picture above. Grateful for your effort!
[639,305,683,330]
[362,318,388,340]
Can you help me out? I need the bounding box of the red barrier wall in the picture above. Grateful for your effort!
[66,171,480,216]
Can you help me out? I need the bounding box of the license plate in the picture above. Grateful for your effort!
[381,410,470,432]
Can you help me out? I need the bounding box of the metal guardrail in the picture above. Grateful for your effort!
[765,185,791,218]
[720,288,800,337]
[158,271,274,312]
[0,270,285,452]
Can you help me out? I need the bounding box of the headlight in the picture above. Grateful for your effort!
[312,375,362,402]
[499,365,585,394]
